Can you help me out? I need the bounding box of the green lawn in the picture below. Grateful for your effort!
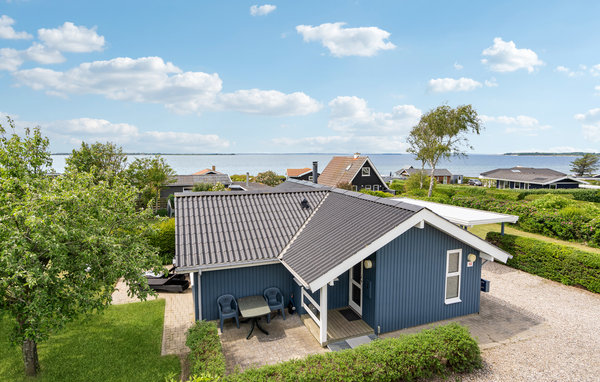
[0,299,180,382]
[469,223,600,254]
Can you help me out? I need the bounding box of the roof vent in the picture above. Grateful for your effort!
[345,164,352,171]
[301,198,310,209]
[511,169,521,173]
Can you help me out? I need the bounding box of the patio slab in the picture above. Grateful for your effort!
[219,313,327,374]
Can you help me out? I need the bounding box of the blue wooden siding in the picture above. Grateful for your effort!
[200,263,294,321]
[374,224,481,334]
[361,253,377,330]
[293,271,349,315]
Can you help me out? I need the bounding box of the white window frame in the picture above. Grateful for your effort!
[444,249,462,304]
[352,185,358,191]
[361,167,371,176]
[373,185,380,191]
[308,176,313,181]
[365,185,372,190]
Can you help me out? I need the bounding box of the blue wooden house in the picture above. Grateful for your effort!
[174,180,510,346]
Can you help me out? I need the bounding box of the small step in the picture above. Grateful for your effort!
[327,334,378,351]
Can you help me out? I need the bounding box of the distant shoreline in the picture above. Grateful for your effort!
[503,152,598,156]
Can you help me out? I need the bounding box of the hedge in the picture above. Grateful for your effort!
[147,218,175,265]
[486,232,600,293]
[186,321,226,378]
[223,323,481,381]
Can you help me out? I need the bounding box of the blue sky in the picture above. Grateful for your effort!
[1,0,599,154]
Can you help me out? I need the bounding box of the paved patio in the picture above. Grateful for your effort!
[218,313,327,373]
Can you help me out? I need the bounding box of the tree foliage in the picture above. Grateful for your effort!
[0,118,161,377]
[65,141,128,183]
[336,181,353,190]
[407,105,481,197]
[255,170,285,187]
[570,153,599,177]
[127,155,176,209]
[405,172,433,194]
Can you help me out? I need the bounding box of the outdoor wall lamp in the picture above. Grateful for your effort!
[364,260,373,269]
[467,253,477,262]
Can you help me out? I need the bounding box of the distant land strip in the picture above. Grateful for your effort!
[504,152,600,156]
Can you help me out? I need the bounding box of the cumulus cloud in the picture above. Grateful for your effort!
[218,89,322,116]
[0,43,64,71]
[481,37,543,73]
[0,15,32,39]
[481,114,551,135]
[250,4,276,16]
[428,77,482,93]
[328,96,421,134]
[38,22,105,52]
[296,22,395,57]
[575,108,600,142]
[14,56,322,116]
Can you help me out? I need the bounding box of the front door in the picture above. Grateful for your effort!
[349,261,363,315]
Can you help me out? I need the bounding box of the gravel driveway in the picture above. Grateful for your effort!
[465,261,600,382]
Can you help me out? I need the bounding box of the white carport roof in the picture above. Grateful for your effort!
[394,197,519,227]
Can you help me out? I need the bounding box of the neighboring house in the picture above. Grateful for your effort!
[318,154,390,192]
[286,168,319,182]
[480,167,587,189]
[159,171,233,202]
[396,166,453,184]
[174,180,510,346]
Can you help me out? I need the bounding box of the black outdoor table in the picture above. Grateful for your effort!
[238,295,271,339]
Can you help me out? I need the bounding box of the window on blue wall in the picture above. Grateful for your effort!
[445,249,462,304]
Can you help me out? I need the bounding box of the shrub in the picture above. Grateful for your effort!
[388,180,404,193]
[359,189,394,198]
[531,194,573,209]
[255,171,285,186]
[186,321,226,378]
[223,323,481,381]
[404,171,433,193]
[155,208,168,217]
[192,182,213,192]
[148,218,175,265]
[486,232,600,293]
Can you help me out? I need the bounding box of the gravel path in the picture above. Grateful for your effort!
[464,262,600,382]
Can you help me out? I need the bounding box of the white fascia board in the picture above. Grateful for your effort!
[308,209,512,291]
[280,259,310,289]
[308,213,426,291]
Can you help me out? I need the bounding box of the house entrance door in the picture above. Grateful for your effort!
[349,261,363,315]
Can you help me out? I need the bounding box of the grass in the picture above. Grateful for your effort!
[469,223,600,255]
[0,299,180,382]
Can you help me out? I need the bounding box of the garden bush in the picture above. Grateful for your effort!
[359,189,395,198]
[223,323,481,381]
[186,321,226,378]
[148,218,175,264]
[487,232,600,293]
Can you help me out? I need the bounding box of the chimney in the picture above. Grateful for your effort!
[212,165,216,171]
[312,161,318,183]
[246,172,250,187]
[353,152,360,159]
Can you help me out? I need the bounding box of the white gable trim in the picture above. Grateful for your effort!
[362,158,391,190]
[307,208,512,291]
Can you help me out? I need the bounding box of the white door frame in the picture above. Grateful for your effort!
[348,261,363,315]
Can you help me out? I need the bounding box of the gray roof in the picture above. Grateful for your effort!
[169,174,233,187]
[175,189,328,269]
[480,167,578,184]
[280,190,421,286]
[231,181,273,191]
[397,167,452,177]
[274,178,331,192]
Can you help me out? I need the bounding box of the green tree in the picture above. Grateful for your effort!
[65,141,128,183]
[570,153,599,176]
[407,105,481,197]
[405,172,433,194]
[0,120,161,377]
[127,155,176,209]
[255,170,285,187]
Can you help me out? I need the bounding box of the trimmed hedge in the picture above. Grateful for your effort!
[147,218,175,265]
[487,232,600,293]
[223,323,481,381]
[186,321,226,378]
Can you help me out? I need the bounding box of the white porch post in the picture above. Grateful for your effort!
[319,285,328,345]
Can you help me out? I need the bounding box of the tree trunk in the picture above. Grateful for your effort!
[22,339,40,377]
[420,162,425,189]
[428,167,436,197]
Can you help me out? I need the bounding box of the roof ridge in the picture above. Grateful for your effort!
[330,188,423,212]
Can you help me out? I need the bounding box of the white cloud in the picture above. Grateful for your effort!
[38,22,105,53]
[428,77,482,93]
[14,56,224,113]
[590,64,600,77]
[595,85,600,95]
[555,65,584,77]
[0,48,23,71]
[296,22,396,57]
[481,114,551,135]
[454,62,463,70]
[250,4,276,16]
[0,15,32,39]
[0,43,64,71]
[484,78,498,87]
[481,37,544,73]
[14,56,322,116]
[328,96,421,134]
[218,89,322,116]
[575,108,600,142]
